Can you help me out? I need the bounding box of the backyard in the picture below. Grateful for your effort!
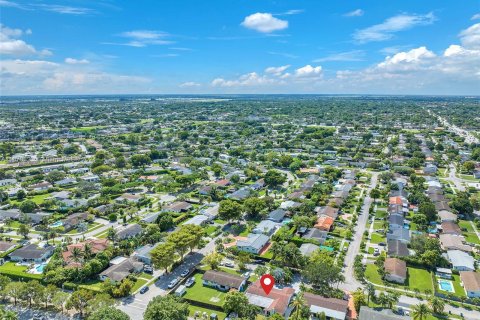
[365,264,433,293]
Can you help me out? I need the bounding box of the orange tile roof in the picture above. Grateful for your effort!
[246,281,295,315]
[314,216,334,231]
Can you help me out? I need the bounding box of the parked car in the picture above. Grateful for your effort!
[378,242,386,246]
[140,286,149,294]
[168,278,180,289]
[373,248,380,256]
[224,261,234,268]
[180,269,190,277]
[185,277,195,287]
[144,266,153,274]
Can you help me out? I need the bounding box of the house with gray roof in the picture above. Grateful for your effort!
[252,220,278,236]
[237,233,269,254]
[267,209,286,222]
[9,244,54,263]
[116,224,143,240]
[387,228,410,243]
[447,250,475,271]
[358,306,410,320]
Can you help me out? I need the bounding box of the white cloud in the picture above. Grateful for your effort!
[314,50,365,62]
[378,46,435,69]
[459,23,480,49]
[294,65,322,78]
[344,9,364,17]
[65,58,90,64]
[353,12,435,43]
[265,65,290,75]
[282,9,303,15]
[37,4,94,15]
[241,13,288,33]
[0,24,51,56]
[106,30,173,47]
[179,82,200,88]
[471,13,480,20]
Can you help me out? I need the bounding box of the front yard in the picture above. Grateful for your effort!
[365,264,433,293]
[183,273,226,307]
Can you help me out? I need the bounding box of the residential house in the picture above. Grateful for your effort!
[140,211,161,224]
[252,220,277,236]
[267,209,286,223]
[460,271,480,298]
[315,206,339,220]
[9,244,54,263]
[303,292,349,320]
[387,228,410,243]
[388,214,404,231]
[245,281,295,317]
[438,210,457,223]
[115,193,141,203]
[133,244,157,265]
[447,250,475,271]
[184,215,209,226]
[229,188,250,201]
[236,233,269,254]
[202,270,246,292]
[99,258,143,283]
[116,224,143,240]
[0,241,17,254]
[384,258,407,284]
[440,221,462,235]
[302,228,328,244]
[62,212,89,231]
[30,181,52,191]
[81,174,100,183]
[387,239,409,257]
[62,239,109,266]
[164,201,192,213]
[439,234,472,252]
[314,216,334,232]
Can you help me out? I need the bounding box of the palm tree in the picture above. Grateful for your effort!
[83,243,93,260]
[386,292,400,309]
[428,297,445,315]
[290,293,306,320]
[71,247,83,263]
[412,303,430,320]
[366,283,376,305]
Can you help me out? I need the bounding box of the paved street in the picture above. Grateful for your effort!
[340,171,378,292]
[117,235,218,319]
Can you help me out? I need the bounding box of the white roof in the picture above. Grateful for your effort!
[245,293,274,309]
[310,305,347,320]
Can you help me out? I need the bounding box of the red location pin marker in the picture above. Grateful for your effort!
[260,274,274,295]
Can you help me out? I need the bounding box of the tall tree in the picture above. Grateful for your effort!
[151,242,177,273]
[144,296,189,320]
[412,303,430,320]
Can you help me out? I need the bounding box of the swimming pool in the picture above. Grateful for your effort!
[438,279,455,293]
[49,221,63,228]
[35,263,47,273]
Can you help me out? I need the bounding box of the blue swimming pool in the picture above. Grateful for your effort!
[49,221,63,228]
[438,279,454,293]
[36,263,47,273]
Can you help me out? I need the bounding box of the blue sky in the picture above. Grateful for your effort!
[1,0,479,95]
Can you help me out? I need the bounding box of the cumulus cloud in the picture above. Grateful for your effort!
[65,58,90,64]
[241,13,288,33]
[377,46,436,69]
[294,65,322,78]
[471,13,480,20]
[353,12,436,43]
[459,23,480,49]
[344,9,364,17]
[0,24,51,56]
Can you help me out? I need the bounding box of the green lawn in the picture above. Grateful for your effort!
[79,280,105,293]
[138,272,154,280]
[131,278,148,293]
[365,264,433,293]
[188,305,226,319]
[458,220,480,245]
[370,233,385,244]
[183,273,226,306]
[0,262,43,280]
